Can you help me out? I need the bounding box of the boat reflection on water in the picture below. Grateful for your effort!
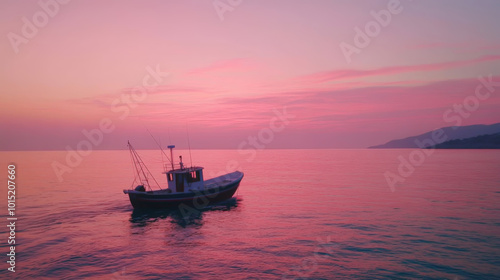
[129,197,240,228]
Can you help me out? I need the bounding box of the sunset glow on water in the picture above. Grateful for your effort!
[1,149,500,279]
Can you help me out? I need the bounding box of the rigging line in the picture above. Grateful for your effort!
[146,128,173,167]
[130,142,163,191]
[186,125,193,167]
[139,119,173,167]
[128,141,139,186]
[159,137,166,172]
[140,157,163,190]
[128,141,141,185]
[131,143,150,190]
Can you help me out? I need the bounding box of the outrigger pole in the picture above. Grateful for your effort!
[128,141,162,191]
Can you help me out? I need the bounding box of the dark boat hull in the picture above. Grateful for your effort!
[126,174,242,209]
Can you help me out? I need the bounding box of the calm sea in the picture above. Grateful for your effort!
[0,149,499,279]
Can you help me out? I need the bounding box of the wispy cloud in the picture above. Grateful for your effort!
[202,76,500,131]
[293,55,500,84]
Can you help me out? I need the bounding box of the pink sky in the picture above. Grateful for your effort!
[1,0,500,150]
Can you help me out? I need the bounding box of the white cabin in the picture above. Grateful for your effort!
[164,166,205,193]
[163,145,205,193]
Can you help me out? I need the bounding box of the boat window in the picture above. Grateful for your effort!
[167,173,173,181]
[187,171,201,182]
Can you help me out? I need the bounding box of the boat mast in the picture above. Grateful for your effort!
[167,145,175,170]
[186,127,193,167]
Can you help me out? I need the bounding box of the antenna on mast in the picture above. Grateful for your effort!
[159,137,166,172]
[186,126,193,167]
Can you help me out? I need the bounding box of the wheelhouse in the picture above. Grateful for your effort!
[165,166,204,193]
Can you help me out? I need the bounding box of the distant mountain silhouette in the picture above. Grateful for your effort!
[369,123,500,149]
[430,133,500,149]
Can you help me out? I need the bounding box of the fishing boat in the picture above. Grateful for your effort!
[123,142,244,209]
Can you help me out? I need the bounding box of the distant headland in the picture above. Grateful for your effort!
[369,123,500,149]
